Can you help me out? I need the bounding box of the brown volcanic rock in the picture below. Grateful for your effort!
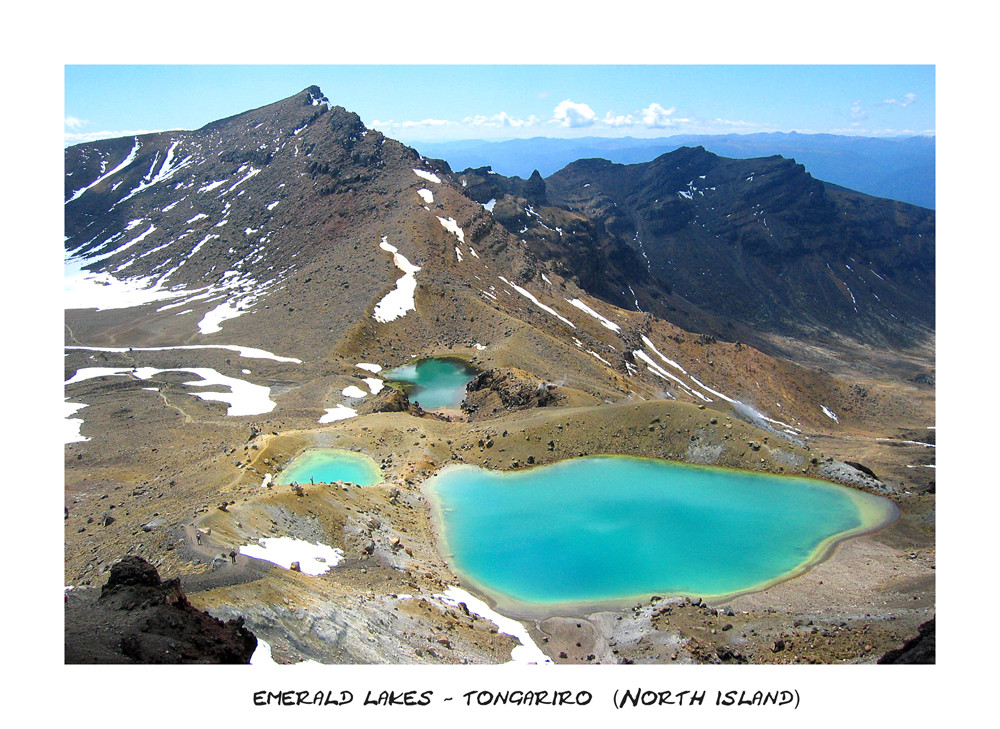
[65,556,257,664]
[462,367,556,419]
[357,386,411,415]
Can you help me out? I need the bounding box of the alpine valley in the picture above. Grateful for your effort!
[63,86,935,665]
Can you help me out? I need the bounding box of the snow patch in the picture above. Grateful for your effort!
[65,257,186,312]
[116,140,193,205]
[437,216,465,243]
[65,401,89,444]
[413,169,441,183]
[65,367,276,416]
[198,298,250,334]
[640,335,686,374]
[588,350,613,366]
[198,179,227,194]
[373,237,421,323]
[435,586,552,665]
[362,377,384,394]
[66,138,141,203]
[239,537,344,575]
[633,350,705,400]
[568,298,620,332]
[876,438,935,448]
[499,277,575,328]
[250,638,321,666]
[319,405,357,423]
[65,344,301,363]
[224,166,260,194]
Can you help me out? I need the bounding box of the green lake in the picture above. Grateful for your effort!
[383,357,478,410]
[276,449,382,486]
[424,455,897,616]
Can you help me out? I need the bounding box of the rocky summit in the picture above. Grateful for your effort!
[64,86,934,665]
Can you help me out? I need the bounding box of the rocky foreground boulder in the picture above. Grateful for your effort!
[65,555,257,664]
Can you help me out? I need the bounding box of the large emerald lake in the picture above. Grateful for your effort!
[425,456,897,615]
[383,357,477,409]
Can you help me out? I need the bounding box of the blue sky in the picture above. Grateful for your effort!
[64,65,934,146]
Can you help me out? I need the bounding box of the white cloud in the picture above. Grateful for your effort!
[884,92,918,107]
[850,100,868,120]
[641,102,678,128]
[552,99,598,127]
[710,117,759,128]
[463,112,540,129]
[602,111,634,127]
[372,117,458,129]
[400,118,458,128]
[65,116,87,129]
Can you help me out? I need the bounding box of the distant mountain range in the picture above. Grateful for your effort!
[414,132,936,209]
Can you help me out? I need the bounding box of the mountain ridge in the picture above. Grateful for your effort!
[414,131,935,209]
[455,145,934,355]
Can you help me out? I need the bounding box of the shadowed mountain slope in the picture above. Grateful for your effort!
[458,147,934,352]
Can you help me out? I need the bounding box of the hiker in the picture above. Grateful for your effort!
[229,549,237,564]
[195,529,203,544]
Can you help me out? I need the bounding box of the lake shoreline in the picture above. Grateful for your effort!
[422,455,900,620]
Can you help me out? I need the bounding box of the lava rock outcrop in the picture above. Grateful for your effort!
[64,556,257,664]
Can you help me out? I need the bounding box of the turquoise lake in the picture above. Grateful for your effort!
[276,449,382,486]
[383,357,478,409]
[425,456,897,615]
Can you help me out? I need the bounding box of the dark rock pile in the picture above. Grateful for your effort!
[65,556,257,664]
[462,367,556,419]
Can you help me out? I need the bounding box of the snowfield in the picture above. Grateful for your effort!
[239,537,344,575]
[65,343,301,363]
[499,276,575,328]
[318,404,357,423]
[568,298,620,332]
[435,586,552,665]
[65,366,277,417]
[373,237,421,323]
[413,169,441,184]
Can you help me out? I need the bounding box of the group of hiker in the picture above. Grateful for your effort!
[193,526,238,564]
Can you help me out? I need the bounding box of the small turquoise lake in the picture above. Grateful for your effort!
[276,449,382,486]
[383,357,478,410]
[425,456,897,615]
